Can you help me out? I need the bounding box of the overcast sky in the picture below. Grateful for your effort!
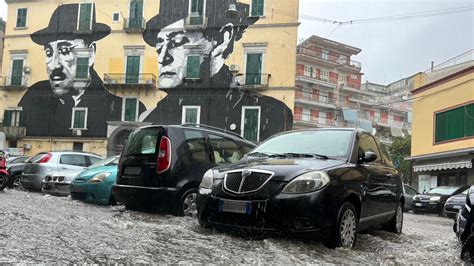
[1,0,473,84]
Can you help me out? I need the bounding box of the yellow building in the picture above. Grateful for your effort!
[408,65,474,192]
[0,0,299,157]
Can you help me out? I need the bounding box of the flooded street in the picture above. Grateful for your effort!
[0,190,463,264]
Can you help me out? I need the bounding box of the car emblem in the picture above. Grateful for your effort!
[238,170,252,192]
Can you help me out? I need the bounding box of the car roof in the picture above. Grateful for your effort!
[39,151,102,157]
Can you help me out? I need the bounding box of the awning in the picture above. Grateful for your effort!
[390,126,403,137]
[413,156,473,172]
[359,120,373,133]
[342,109,359,123]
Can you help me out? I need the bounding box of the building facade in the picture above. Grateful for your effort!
[294,35,412,146]
[0,18,5,76]
[408,63,474,192]
[0,0,299,157]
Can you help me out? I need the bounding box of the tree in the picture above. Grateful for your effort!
[390,135,413,184]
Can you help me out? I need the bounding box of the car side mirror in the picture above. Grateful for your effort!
[360,151,377,164]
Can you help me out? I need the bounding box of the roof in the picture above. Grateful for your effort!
[412,66,474,95]
[299,35,361,55]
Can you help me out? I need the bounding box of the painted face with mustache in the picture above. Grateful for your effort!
[44,39,92,95]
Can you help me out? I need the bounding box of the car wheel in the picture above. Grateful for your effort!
[461,235,474,263]
[178,188,198,217]
[0,174,7,191]
[8,174,24,190]
[109,195,117,206]
[326,202,358,249]
[383,202,403,234]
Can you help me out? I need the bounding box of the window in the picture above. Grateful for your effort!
[129,0,144,29]
[241,106,261,141]
[251,0,264,16]
[302,108,310,122]
[246,53,263,85]
[351,74,358,80]
[73,142,83,151]
[358,134,382,164]
[11,59,24,86]
[322,50,329,60]
[72,107,88,129]
[60,155,87,167]
[304,66,314,78]
[184,129,209,162]
[113,13,120,22]
[320,69,329,80]
[182,106,201,124]
[208,134,243,165]
[78,3,93,31]
[126,56,141,83]
[338,74,347,83]
[123,97,138,122]
[3,109,22,127]
[189,0,205,24]
[16,8,27,28]
[186,55,201,79]
[75,58,89,79]
[435,103,474,143]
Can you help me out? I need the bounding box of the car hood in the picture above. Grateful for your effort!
[414,193,450,200]
[447,194,467,202]
[75,165,118,180]
[47,170,83,182]
[215,157,346,182]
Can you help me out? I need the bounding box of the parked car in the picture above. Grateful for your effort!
[454,186,474,263]
[197,128,404,249]
[6,156,29,165]
[42,170,83,196]
[112,124,256,216]
[444,188,469,218]
[403,184,419,212]
[21,151,102,191]
[70,156,119,205]
[411,185,470,215]
[6,156,30,189]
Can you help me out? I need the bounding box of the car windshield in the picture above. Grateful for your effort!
[428,186,460,195]
[249,130,353,159]
[87,156,119,169]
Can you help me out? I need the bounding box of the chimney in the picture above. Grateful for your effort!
[431,61,434,71]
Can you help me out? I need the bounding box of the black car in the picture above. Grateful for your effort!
[112,124,256,216]
[454,186,474,262]
[444,188,469,218]
[6,156,30,189]
[411,185,469,215]
[403,184,419,212]
[197,128,404,249]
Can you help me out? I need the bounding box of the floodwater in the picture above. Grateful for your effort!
[0,190,463,263]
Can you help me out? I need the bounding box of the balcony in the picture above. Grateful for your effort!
[294,114,336,128]
[0,76,28,89]
[103,73,157,90]
[295,72,337,89]
[184,14,208,30]
[297,47,362,72]
[236,73,270,89]
[337,58,362,72]
[348,94,377,106]
[0,126,26,140]
[295,91,338,109]
[124,17,146,32]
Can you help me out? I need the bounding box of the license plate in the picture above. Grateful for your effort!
[218,200,252,215]
[415,203,423,206]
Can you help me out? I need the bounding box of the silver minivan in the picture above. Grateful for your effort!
[21,151,102,191]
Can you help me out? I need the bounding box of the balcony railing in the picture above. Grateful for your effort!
[1,76,28,88]
[124,17,146,32]
[236,73,270,88]
[341,80,361,90]
[297,47,362,70]
[184,14,208,29]
[295,91,338,107]
[296,72,338,87]
[103,73,157,89]
[294,114,336,127]
[0,126,26,139]
[338,58,362,70]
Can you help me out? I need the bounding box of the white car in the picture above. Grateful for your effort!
[42,170,83,196]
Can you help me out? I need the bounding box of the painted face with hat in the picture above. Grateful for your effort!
[143,0,258,89]
[31,4,110,96]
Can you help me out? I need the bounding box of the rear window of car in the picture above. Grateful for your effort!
[28,153,48,163]
[123,127,161,156]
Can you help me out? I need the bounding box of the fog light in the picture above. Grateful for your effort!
[293,217,317,230]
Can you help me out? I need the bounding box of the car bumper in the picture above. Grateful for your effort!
[21,173,45,191]
[197,188,337,238]
[70,181,113,205]
[411,200,443,213]
[444,203,464,218]
[42,181,70,196]
[111,184,178,212]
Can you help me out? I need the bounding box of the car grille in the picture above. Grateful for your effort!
[71,192,87,201]
[224,170,273,194]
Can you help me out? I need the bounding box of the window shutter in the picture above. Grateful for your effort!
[125,98,137,121]
[435,104,474,143]
[74,110,85,128]
[75,58,89,79]
[246,53,262,85]
[11,59,24,86]
[3,110,12,127]
[465,104,474,137]
[252,0,264,16]
[126,56,140,83]
[79,3,92,31]
[186,56,200,79]
[16,9,27,27]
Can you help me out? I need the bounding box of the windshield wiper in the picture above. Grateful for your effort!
[268,153,329,159]
[247,152,272,157]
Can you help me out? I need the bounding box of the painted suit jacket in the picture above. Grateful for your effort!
[18,70,145,138]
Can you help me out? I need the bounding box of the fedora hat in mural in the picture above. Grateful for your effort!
[31,4,111,46]
[142,0,258,47]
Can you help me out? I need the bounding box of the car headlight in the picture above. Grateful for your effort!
[282,171,330,194]
[200,169,215,189]
[430,196,441,201]
[88,172,111,184]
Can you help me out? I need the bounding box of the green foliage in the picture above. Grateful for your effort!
[390,135,413,184]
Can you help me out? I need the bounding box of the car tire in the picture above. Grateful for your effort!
[326,202,358,249]
[7,173,22,189]
[178,188,198,217]
[461,235,474,263]
[383,202,403,234]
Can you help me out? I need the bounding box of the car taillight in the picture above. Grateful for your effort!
[38,153,52,164]
[156,136,171,174]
